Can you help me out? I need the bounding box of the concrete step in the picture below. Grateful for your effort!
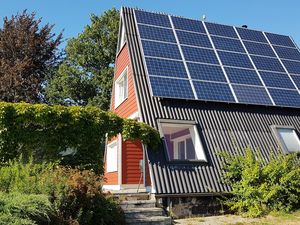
[125,216,172,225]
[115,192,150,201]
[124,207,164,219]
[120,200,156,209]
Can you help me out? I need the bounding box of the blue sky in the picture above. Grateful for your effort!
[1,0,300,48]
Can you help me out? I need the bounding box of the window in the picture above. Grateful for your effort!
[115,67,128,108]
[106,141,118,172]
[272,126,300,153]
[160,122,207,161]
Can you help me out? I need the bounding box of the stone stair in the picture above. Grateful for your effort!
[118,193,172,225]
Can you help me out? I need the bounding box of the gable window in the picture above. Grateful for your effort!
[115,67,128,108]
[272,126,300,153]
[160,121,207,162]
[106,141,118,172]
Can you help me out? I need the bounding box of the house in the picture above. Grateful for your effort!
[103,7,300,216]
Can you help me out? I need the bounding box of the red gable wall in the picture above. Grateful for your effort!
[104,43,146,186]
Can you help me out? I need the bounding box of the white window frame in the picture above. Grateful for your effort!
[159,120,207,162]
[106,140,118,172]
[173,134,191,159]
[271,125,300,154]
[114,67,128,108]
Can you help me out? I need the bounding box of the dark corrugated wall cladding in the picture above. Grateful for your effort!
[122,7,300,195]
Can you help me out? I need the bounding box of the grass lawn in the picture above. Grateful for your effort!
[173,210,300,225]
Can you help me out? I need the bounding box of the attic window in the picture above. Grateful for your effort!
[115,67,128,108]
[272,126,300,153]
[160,122,207,162]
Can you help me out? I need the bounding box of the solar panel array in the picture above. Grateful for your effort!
[134,9,300,108]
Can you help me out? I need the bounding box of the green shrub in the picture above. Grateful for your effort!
[58,169,125,225]
[221,147,300,217]
[0,102,160,171]
[0,157,68,197]
[0,192,55,225]
[0,158,125,225]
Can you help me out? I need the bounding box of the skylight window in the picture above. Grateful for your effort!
[272,126,300,153]
[160,121,207,162]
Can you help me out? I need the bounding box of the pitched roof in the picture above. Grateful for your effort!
[133,8,300,108]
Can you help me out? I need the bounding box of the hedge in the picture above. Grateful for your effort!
[0,102,160,172]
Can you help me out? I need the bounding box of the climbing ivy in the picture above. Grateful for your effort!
[0,102,160,172]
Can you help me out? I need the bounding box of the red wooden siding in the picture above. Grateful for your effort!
[111,43,138,116]
[122,140,143,184]
[104,42,151,187]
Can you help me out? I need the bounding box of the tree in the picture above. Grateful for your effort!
[46,8,119,110]
[0,11,62,103]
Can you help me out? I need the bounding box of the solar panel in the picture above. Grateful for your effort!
[273,45,300,61]
[135,10,171,28]
[236,27,268,43]
[265,32,296,48]
[149,76,195,99]
[187,63,226,82]
[268,88,300,107]
[243,41,276,57]
[212,36,245,53]
[218,51,253,68]
[260,71,295,89]
[141,40,181,59]
[251,55,285,72]
[145,57,188,78]
[282,60,300,74]
[172,16,206,33]
[205,22,238,38]
[182,46,219,64]
[291,75,300,89]
[232,85,273,105]
[193,81,235,102]
[224,67,262,86]
[176,30,212,48]
[134,9,300,108]
[138,24,176,43]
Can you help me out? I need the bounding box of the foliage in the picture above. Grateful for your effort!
[58,169,125,225]
[0,158,125,225]
[46,8,119,110]
[0,102,160,171]
[221,147,300,217]
[0,10,62,103]
[0,192,55,225]
[0,157,67,197]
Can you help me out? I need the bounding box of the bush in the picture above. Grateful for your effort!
[0,192,55,225]
[58,169,125,225]
[221,148,300,217]
[0,102,160,171]
[0,157,67,197]
[0,158,125,225]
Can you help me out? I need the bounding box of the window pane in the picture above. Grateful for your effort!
[277,128,300,153]
[178,141,185,160]
[186,138,196,159]
[123,73,128,99]
[161,123,202,161]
